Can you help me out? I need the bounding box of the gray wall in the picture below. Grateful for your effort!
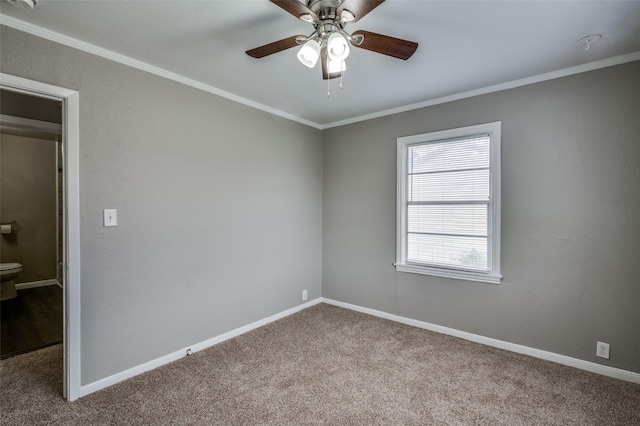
[1,132,57,283]
[1,26,323,385]
[323,60,640,374]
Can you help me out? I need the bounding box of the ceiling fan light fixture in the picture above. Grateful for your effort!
[246,0,419,90]
[327,32,350,61]
[297,39,321,68]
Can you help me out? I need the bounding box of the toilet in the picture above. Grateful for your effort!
[0,262,22,301]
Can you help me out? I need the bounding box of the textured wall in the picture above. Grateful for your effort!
[323,61,640,373]
[1,25,323,385]
[0,133,57,283]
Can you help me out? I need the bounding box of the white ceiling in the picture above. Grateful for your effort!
[2,0,639,128]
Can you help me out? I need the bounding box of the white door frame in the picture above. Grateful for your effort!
[0,73,81,401]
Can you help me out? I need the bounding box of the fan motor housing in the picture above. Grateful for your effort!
[307,0,341,20]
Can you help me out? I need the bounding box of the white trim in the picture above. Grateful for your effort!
[2,15,638,131]
[394,263,502,284]
[0,16,321,130]
[79,298,323,398]
[0,73,82,401]
[322,298,640,384]
[63,89,81,401]
[15,279,58,290]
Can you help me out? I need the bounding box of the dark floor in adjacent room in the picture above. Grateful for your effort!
[1,285,63,359]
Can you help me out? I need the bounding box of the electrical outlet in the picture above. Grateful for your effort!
[302,290,308,301]
[596,341,610,359]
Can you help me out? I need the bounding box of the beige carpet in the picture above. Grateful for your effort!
[1,303,639,425]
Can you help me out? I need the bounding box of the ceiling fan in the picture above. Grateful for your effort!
[246,0,418,81]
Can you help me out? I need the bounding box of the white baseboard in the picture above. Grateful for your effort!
[79,297,323,398]
[322,298,640,384]
[76,295,638,398]
[15,279,58,290]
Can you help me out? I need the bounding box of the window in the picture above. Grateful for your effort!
[396,122,502,284]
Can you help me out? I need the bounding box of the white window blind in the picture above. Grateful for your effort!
[396,122,501,283]
[407,134,490,270]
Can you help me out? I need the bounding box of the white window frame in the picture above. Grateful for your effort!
[395,121,502,284]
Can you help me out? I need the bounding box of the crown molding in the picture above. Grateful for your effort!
[0,16,323,130]
[322,51,640,129]
[2,16,638,131]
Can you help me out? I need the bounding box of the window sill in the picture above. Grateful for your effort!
[394,263,502,284]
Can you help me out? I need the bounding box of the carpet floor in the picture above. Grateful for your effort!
[1,303,639,425]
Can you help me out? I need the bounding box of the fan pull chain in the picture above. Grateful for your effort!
[326,58,346,97]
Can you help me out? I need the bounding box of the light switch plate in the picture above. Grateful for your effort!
[104,209,117,227]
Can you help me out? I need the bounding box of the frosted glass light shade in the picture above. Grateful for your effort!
[297,40,321,68]
[327,58,346,74]
[327,33,350,61]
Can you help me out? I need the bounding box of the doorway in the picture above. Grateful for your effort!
[0,73,80,401]
[1,92,63,358]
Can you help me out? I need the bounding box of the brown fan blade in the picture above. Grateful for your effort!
[321,47,341,80]
[351,30,418,60]
[269,0,317,22]
[337,0,385,23]
[246,36,303,58]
